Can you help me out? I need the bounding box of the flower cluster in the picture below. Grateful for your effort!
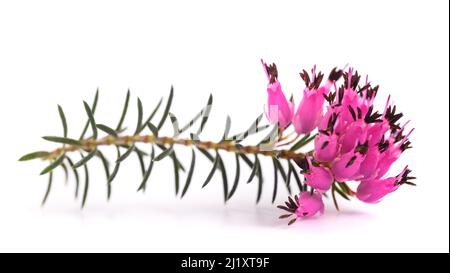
[262,60,416,224]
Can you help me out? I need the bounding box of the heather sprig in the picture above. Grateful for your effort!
[20,60,415,225]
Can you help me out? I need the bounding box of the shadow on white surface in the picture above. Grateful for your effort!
[34,199,374,230]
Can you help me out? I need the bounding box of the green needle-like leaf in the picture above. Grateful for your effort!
[107,147,122,199]
[258,124,279,145]
[289,134,309,151]
[202,153,219,188]
[331,183,340,211]
[83,101,97,139]
[300,133,317,147]
[228,114,268,142]
[73,149,97,168]
[196,94,213,135]
[61,162,69,183]
[286,163,292,188]
[117,145,135,163]
[66,156,80,199]
[337,182,351,195]
[80,89,99,140]
[40,154,65,175]
[217,154,228,202]
[81,158,89,209]
[116,89,130,131]
[19,151,49,161]
[147,122,159,137]
[42,136,81,146]
[58,105,68,138]
[247,155,259,184]
[96,150,110,179]
[227,153,240,200]
[197,147,214,162]
[221,116,231,141]
[170,153,185,172]
[137,146,155,192]
[135,149,146,177]
[172,155,181,195]
[96,124,118,137]
[181,149,196,198]
[334,183,350,200]
[288,160,303,192]
[256,159,264,204]
[274,158,290,194]
[154,144,184,172]
[169,113,180,136]
[272,158,279,203]
[41,172,53,206]
[95,150,111,199]
[289,133,317,151]
[134,98,144,135]
[153,145,173,161]
[174,95,213,136]
[138,97,163,133]
[157,86,174,130]
[238,152,254,169]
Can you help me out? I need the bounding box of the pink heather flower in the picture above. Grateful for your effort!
[314,68,414,184]
[277,65,415,223]
[277,191,325,225]
[313,133,339,162]
[292,66,342,134]
[304,156,334,192]
[376,127,414,179]
[331,150,365,182]
[358,146,381,180]
[339,121,366,154]
[295,191,325,218]
[262,59,294,129]
[356,167,415,203]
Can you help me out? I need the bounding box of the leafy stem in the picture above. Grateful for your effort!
[38,134,307,162]
[20,88,318,207]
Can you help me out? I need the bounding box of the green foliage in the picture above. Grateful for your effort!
[181,149,196,198]
[21,88,313,208]
[19,151,49,161]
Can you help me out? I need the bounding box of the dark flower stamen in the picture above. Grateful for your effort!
[265,63,278,84]
[395,169,416,186]
[364,105,383,124]
[385,105,403,132]
[348,105,357,121]
[378,135,390,153]
[328,67,343,82]
[354,141,369,155]
[400,140,412,151]
[299,69,311,87]
[309,72,324,90]
[345,155,357,168]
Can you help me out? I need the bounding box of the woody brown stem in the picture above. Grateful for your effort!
[42,135,306,161]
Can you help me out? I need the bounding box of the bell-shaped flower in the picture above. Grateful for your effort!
[331,151,365,182]
[356,167,413,203]
[314,133,339,162]
[293,87,326,134]
[339,121,366,154]
[293,67,342,135]
[304,156,334,192]
[356,177,398,203]
[376,128,414,178]
[262,59,294,129]
[358,146,380,180]
[295,191,325,218]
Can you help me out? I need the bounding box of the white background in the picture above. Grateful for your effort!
[0,0,448,252]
